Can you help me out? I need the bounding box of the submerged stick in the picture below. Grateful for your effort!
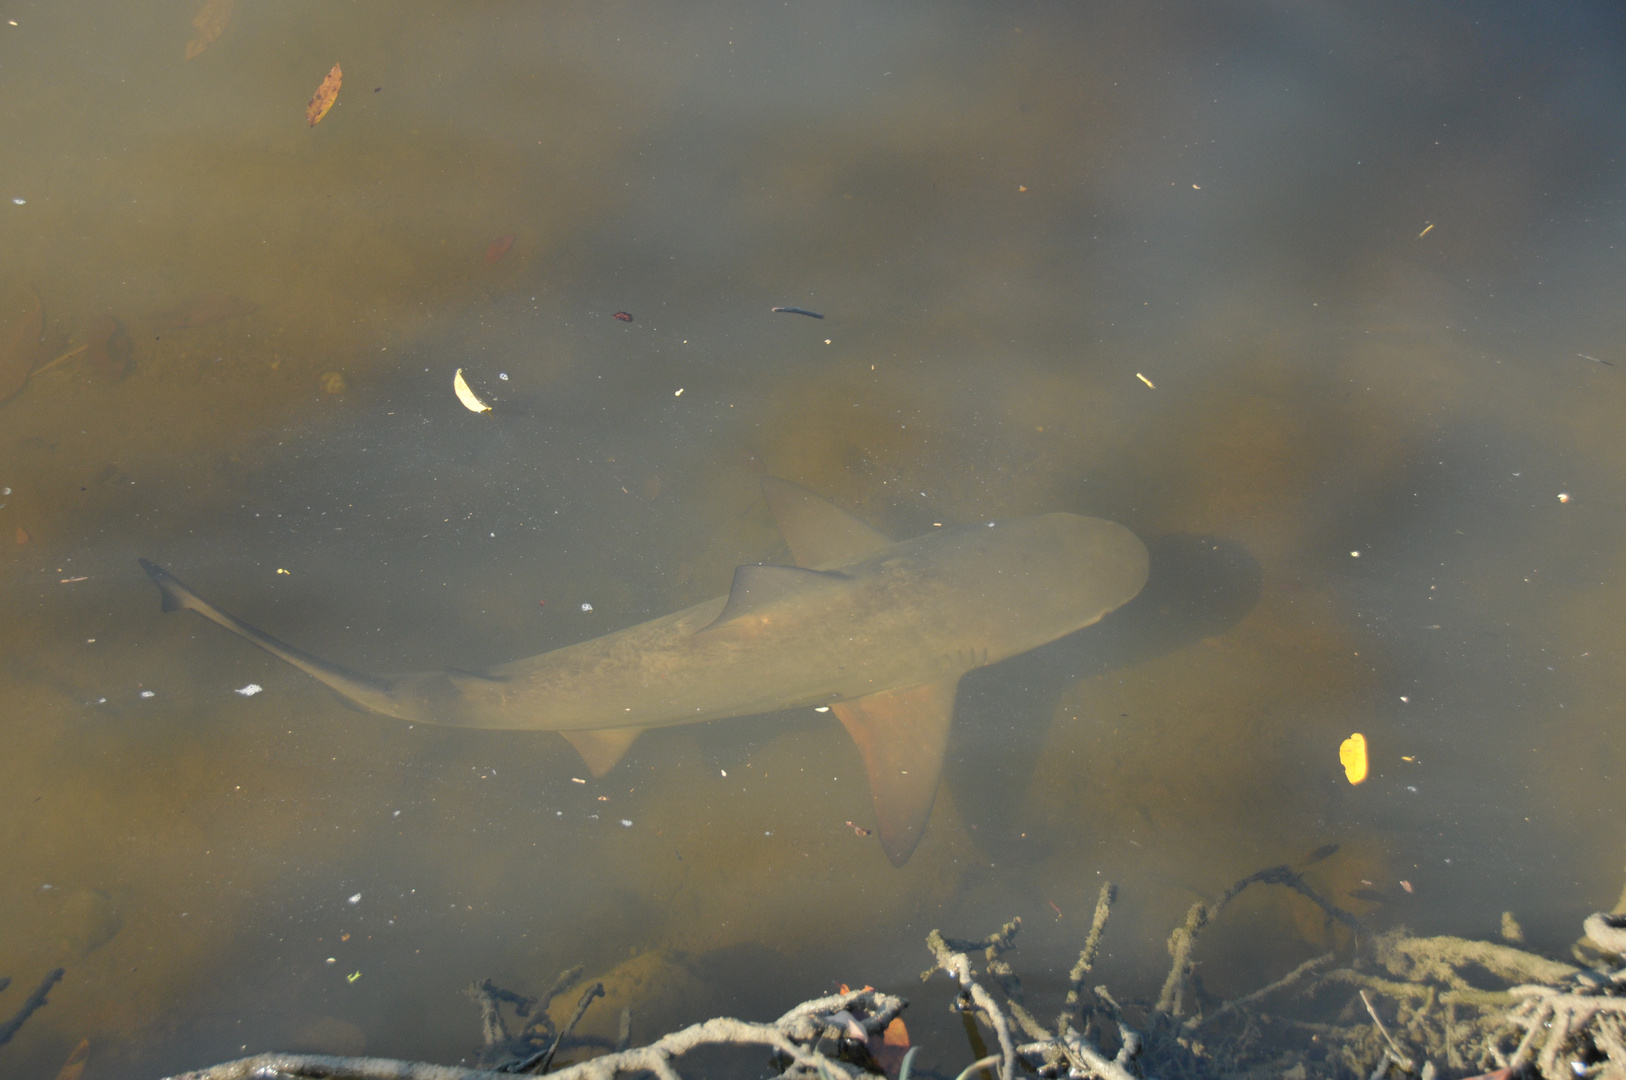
[521,982,604,1074]
[1063,883,1116,1026]
[1359,989,1415,1072]
[0,967,64,1048]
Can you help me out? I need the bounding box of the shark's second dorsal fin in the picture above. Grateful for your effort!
[701,564,848,630]
[560,725,646,777]
[830,676,960,866]
[762,477,893,569]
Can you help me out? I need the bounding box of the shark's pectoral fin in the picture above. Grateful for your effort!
[830,677,959,866]
[560,726,646,777]
[762,477,893,569]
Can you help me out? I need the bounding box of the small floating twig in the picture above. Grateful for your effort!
[30,343,88,377]
[771,307,824,319]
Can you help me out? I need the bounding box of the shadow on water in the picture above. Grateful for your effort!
[950,533,1264,863]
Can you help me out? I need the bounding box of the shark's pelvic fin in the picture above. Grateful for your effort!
[560,725,647,777]
[701,563,849,631]
[762,477,893,569]
[830,676,959,866]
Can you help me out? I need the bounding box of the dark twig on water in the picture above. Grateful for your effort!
[0,967,64,1048]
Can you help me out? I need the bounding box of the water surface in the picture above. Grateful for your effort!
[2,2,1625,1076]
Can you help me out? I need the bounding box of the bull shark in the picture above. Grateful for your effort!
[140,478,1148,864]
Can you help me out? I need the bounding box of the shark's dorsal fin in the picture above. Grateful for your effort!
[830,676,959,866]
[701,564,848,630]
[560,725,646,776]
[762,477,893,569]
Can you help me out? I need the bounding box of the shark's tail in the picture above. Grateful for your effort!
[139,558,406,716]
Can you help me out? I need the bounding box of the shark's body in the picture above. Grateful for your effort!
[142,478,1148,864]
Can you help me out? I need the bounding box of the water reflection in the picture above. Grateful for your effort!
[3,1,1625,1076]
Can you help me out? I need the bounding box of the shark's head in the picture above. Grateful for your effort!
[909,513,1150,667]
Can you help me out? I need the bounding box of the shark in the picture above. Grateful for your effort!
[140,478,1149,865]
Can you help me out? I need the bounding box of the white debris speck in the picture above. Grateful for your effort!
[674,388,684,396]
[1350,551,1361,558]
[620,819,632,827]
[347,893,361,905]
[1558,492,1571,503]
[40,883,52,890]
[392,810,401,817]
[499,372,509,381]
[326,957,336,964]
[580,602,593,612]
[0,487,9,495]
[814,706,830,713]
[1406,785,1418,793]
[236,684,263,696]
[571,777,586,784]
[764,831,773,836]
[11,198,24,205]
[720,769,727,777]
[139,690,155,698]
[97,697,106,704]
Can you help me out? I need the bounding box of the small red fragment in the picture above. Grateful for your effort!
[484,232,516,264]
[613,311,633,322]
[1048,900,1063,916]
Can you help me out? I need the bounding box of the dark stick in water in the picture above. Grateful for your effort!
[0,967,64,1047]
[771,306,825,319]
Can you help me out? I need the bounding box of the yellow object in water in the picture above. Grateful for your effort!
[453,367,492,413]
[1339,733,1368,784]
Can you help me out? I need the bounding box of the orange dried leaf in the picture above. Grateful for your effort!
[55,1038,90,1080]
[306,63,342,126]
[185,0,234,60]
[485,232,516,264]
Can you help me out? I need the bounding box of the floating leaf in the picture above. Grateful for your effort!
[484,232,515,264]
[55,1037,90,1080]
[0,289,44,405]
[185,0,234,60]
[153,293,257,330]
[453,368,491,413]
[1339,732,1368,784]
[306,63,342,126]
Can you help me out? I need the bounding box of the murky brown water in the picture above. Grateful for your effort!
[3,2,1626,1076]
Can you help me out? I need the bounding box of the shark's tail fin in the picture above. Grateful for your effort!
[139,558,406,716]
[141,558,195,614]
